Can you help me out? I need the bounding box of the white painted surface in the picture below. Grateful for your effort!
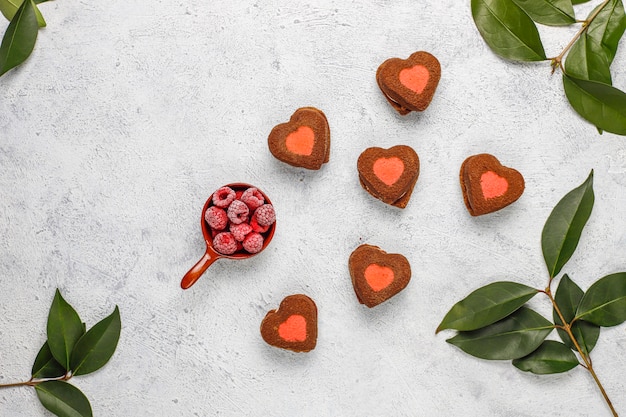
[1,0,626,415]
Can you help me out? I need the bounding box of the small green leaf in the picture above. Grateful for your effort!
[35,381,93,417]
[0,0,38,76]
[541,171,594,278]
[512,340,580,374]
[471,0,547,61]
[437,281,538,332]
[446,307,554,360]
[565,34,612,84]
[563,75,626,135]
[32,342,67,379]
[576,272,626,326]
[70,306,121,376]
[586,0,626,65]
[47,289,85,370]
[1,0,46,27]
[511,0,576,26]
[553,274,600,354]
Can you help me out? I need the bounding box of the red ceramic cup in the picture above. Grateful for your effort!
[180,183,276,289]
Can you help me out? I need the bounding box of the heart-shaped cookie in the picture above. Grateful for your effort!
[376,51,441,115]
[260,294,317,352]
[268,107,330,170]
[357,145,419,208]
[460,154,525,216]
[349,244,411,308]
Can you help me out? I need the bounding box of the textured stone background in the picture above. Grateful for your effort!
[1,0,626,415]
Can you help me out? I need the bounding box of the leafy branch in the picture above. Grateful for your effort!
[438,171,626,416]
[0,289,121,417]
[471,0,626,135]
[0,0,51,76]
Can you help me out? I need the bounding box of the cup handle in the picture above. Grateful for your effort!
[180,249,219,289]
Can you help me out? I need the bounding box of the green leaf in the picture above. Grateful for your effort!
[565,34,612,84]
[563,75,626,135]
[0,0,38,76]
[541,171,594,278]
[553,274,600,354]
[586,0,626,65]
[446,307,554,360]
[35,381,93,417]
[437,281,538,332]
[70,306,121,376]
[47,290,85,370]
[32,342,67,379]
[512,340,580,374]
[0,0,45,27]
[576,272,626,326]
[471,0,547,61]
[511,0,576,26]
[572,0,591,3]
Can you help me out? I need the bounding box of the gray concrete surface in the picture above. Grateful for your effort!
[1,0,626,415]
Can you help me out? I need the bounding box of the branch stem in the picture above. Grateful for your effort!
[0,373,71,389]
[545,287,618,416]
[550,0,611,73]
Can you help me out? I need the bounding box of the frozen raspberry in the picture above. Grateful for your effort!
[212,186,236,208]
[250,212,270,233]
[254,204,276,226]
[241,187,265,211]
[230,222,253,242]
[242,232,264,254]
[227,200,249,225]
[213,232,238,255]
[204,206,228,230]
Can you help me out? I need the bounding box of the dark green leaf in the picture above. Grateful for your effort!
[32,342,67,378]
[512,340,580,374]
[565,34,612,84]
[541,171,594,278]
[573,0,591,3]
[0,0,46,27]
[471,0,547,61]
[0,0,38,76]
[35,381,92,417]
[586,0,626,65]
[576,272,626,326]
[553,275,600,354]
[446,307,554,360]
[47,290,85,370]
[563,75,626,135]
[511,0,576,26]
[70,306,121,376]
[437,281,538,332]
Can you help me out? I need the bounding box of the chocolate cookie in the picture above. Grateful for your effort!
[260,294,317,352]
[268,107,330,170]
[460,154,525,216]
[349,244,411,308]
[357,145,419,208]
[376,51,441,115]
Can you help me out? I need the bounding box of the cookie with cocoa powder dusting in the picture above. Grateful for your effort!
[260,294,317,352]
[460,153,525,216]
[268,107,330,170]
[376,51,441,115]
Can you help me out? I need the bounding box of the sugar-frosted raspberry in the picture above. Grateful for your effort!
[227,200,250,224]
[230,222,253,241]
[242,232,264,254]
[241,187,265,211]
[250,212,269,233]
[204,206,228,230]
[254,204,276,226]
[213,232,238,255]
[212,186,236,208]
